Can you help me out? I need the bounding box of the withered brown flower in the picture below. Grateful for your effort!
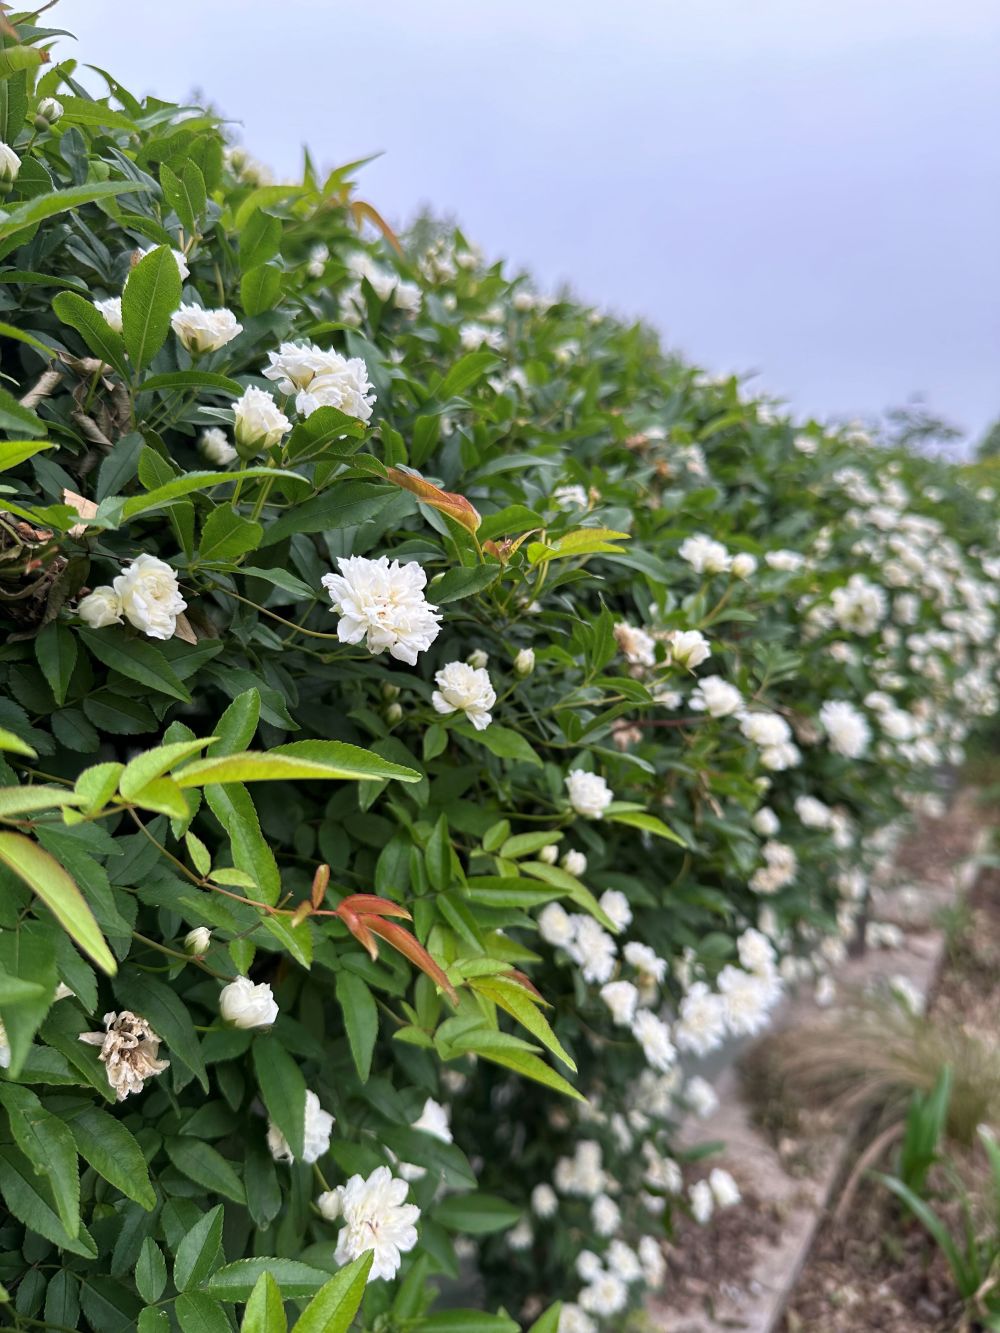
[79,1010,169,1101]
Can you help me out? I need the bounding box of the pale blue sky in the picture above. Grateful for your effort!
[54,1,1000,439]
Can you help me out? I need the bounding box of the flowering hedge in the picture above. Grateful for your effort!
[0,16,997,1333]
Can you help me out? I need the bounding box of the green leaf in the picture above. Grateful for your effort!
[258,481,393,546]
[334,971,378,1083]
[239,211,282,272]
[0,831,116,974]
[499,831,563,859]
[433,1193,523,1235]
[52,290,130,379]
[122,243,183,371]
[174,1204,224,1292]
[137,370,244,395]
[0,46,42,80]
[240,1271,286,1333]
[527,1305,562,1333]
[0,181,151,243]
[606,809,686,845]
[176,741,420,787]
[0,725,36,757]
[445,1027,585,1102]
[136,1237,167,1304]
[121,467,299,520]
[0,1084,79,1239]
[199,506,263,562]
[176,1291,232,1333]
[201,1259,331,1302]
[252,1038,307,1162]
[241,263,282,317]
[472,976,576,1070]
[0,384,44,436]
[290,1252,373,1333]
[431,564,501,604]
[67,1106,157,1210]
[0,438,51,471]
[0,1144,95,1258]
[74,762,125,814]
[165,1138,245,1204]
[139,1308,170,1332]
[118,738,215,800]
[457,724,541,767]
[204,782,280,905]
[79,628,191,703]
[0,785,84,816]
[417,1316,520,1333]
[160,161,205,235]
[436,351,502,400]
[211,689,261,754]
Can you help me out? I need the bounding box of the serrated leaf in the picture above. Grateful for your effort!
[174,1204,224,1292]
[334,971,378,1083]
[252,1038,307,1162]
[67,1106,157,1210]
[0,1084,79,1238]
[0,832,115,974]
[291,1252,373,1333]
[240,1271,286,1333]
[201,1259,330,1302]
[122,244,183,371]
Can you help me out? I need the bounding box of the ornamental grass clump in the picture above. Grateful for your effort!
[0,12,996,1332]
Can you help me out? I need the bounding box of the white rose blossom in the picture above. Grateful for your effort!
[219,976,279,1029]
[37,97,64,122]
[690,675,742,717]
[267,1089,334,1165]
[679,533,730,574]
[731,552,757,578]
[598,889,632,931]
[200,426,238,465]
[233,385,291,453]
[112,554,187,640]
[432,661,496,730]
[565,769,614,819]
[77,586,124,629]
[93,296,123,332]
[600,979,639,1026]
[514,646,536,676]
[561,849,587,876]
[668,629,711,669]
[614,621,656,666]
[531,1182,558,1218]
[0,141,21,183]
[322,555,442,665]
[331,1165,420,1282]
[184,926,212,955]
[820,699,872,758]
[171,304,243,354]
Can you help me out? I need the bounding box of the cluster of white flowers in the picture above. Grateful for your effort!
[690,675,742,718]
[678,533,730,574]
[749,840,798,895]
[820,699,871,758]
[78,554,187,640]
[263,340,376,421]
